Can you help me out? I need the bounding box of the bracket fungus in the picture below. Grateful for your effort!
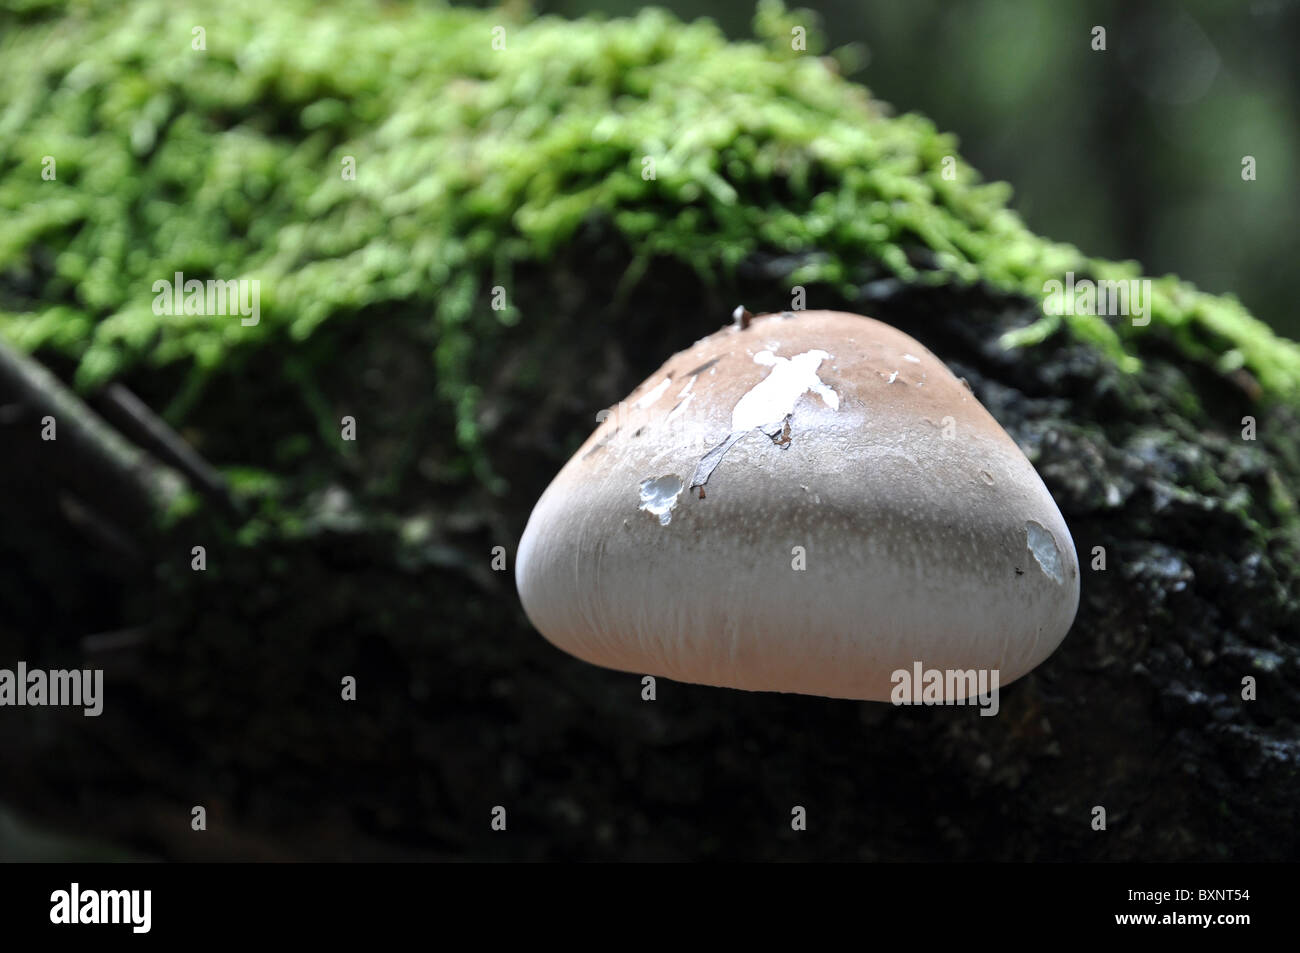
[516,310,1080,702]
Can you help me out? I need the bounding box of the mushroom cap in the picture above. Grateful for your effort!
[516,310,1080,701]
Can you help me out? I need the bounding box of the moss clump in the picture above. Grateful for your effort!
[2,0,1298,471]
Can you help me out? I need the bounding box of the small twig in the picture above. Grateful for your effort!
[0,339,188,528]
[100,383,236,514]
[59,493,144,565]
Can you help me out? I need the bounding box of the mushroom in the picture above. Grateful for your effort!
[515,309,1080,702]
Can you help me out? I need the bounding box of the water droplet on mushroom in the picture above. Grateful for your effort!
[638,475,684,526]
[1025,520,1065,585]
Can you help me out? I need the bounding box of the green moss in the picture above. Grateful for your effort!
[2,0,1299,472]
[160,487,202,529]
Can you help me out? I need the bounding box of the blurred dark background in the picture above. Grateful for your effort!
[527,0,1300,339]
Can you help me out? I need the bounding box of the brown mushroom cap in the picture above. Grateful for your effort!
[516,310,1080,701]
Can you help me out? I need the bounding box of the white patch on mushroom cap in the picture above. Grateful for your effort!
[638,475,684,525]
[665,393,694,424]
[903,353,921,363]
[1025,520,1065,584]
[635,377,673,410]
[732,349,839,432]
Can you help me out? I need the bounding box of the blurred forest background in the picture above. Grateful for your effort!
[529,0,1300,339]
